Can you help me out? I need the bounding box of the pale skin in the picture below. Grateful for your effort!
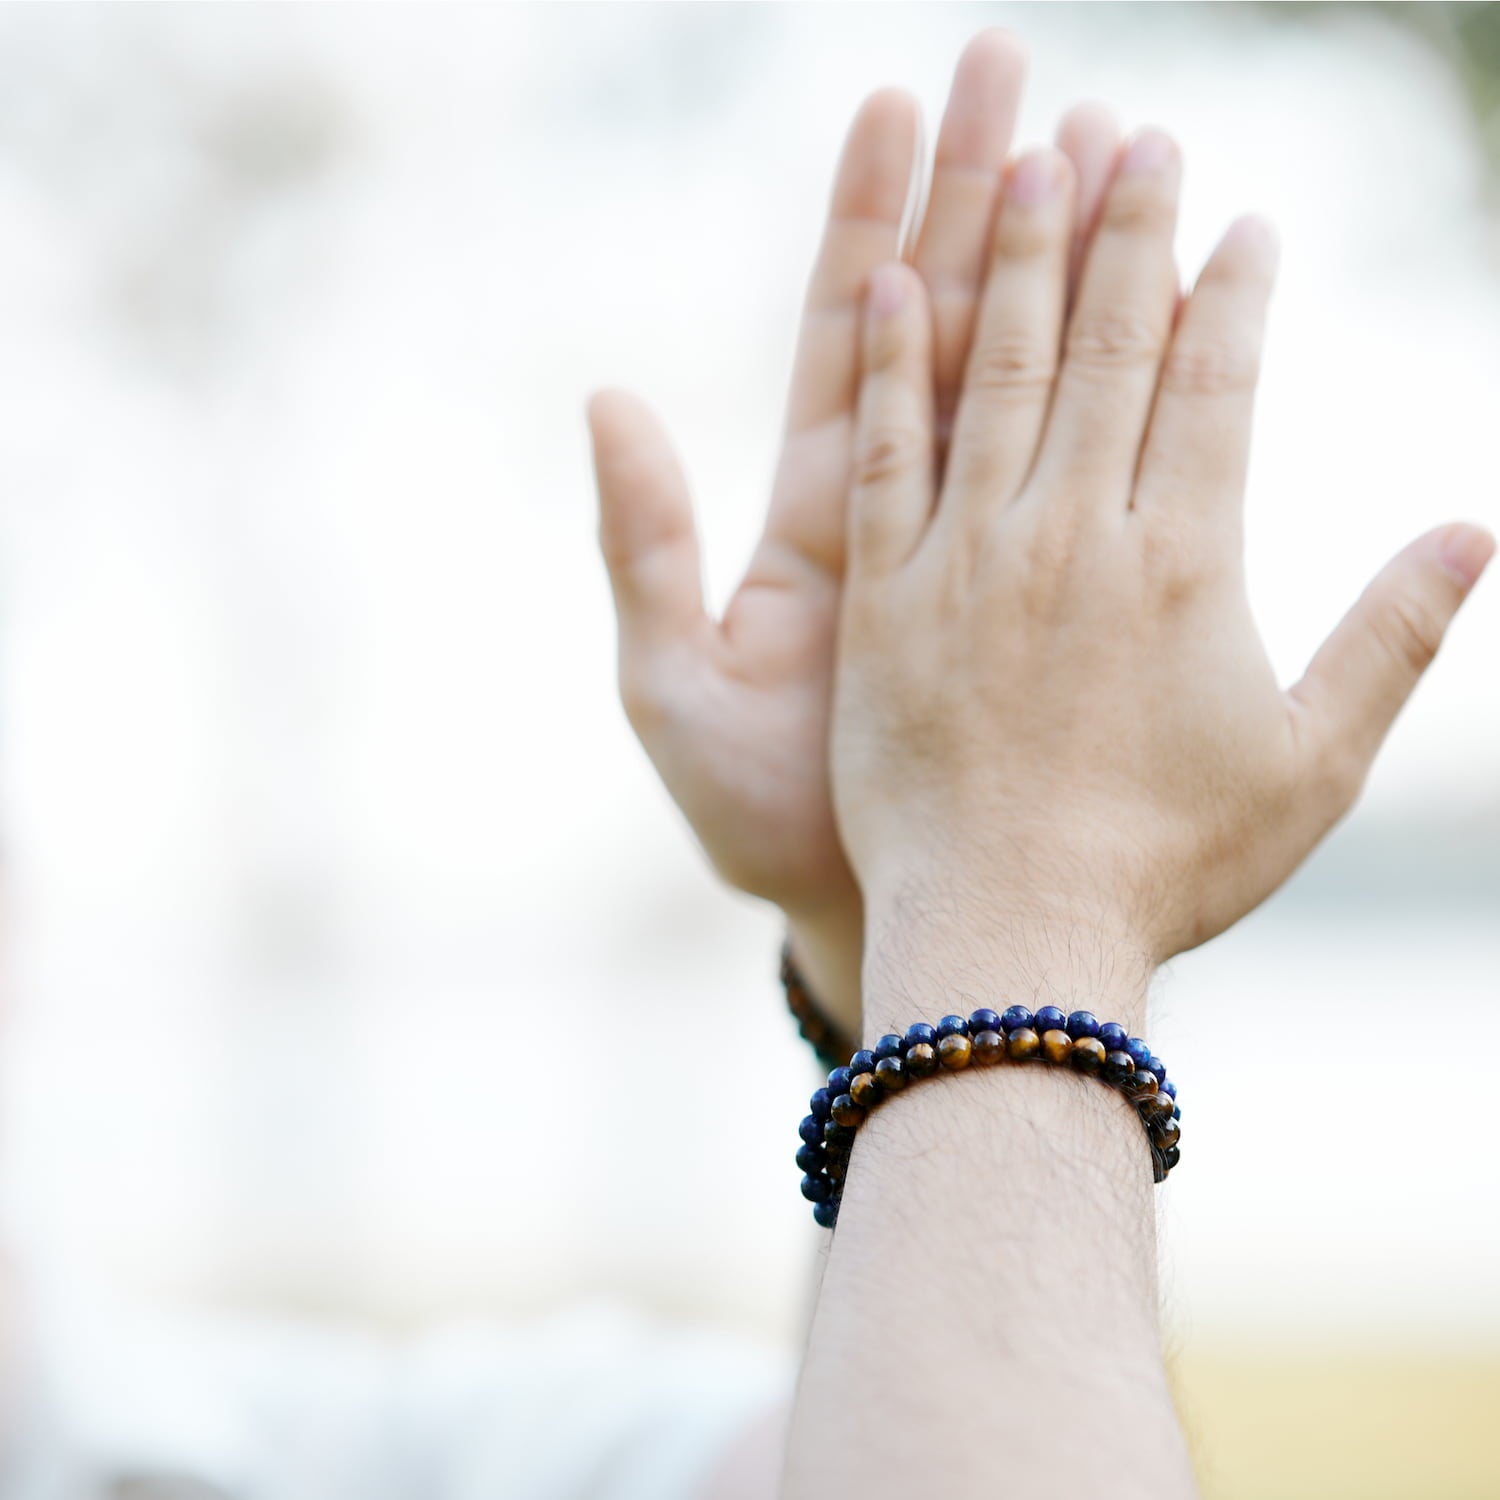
[589,32,1123,1033]
[591,30,1494,1500]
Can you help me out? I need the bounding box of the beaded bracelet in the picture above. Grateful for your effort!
[794,1005,1182,1229]
[781,941,857,1073]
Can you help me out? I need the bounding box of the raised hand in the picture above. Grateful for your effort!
[833,129,1494,1003]
[589,32,1122,1029]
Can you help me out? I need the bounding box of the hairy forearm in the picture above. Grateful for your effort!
[782,895,1197,1499]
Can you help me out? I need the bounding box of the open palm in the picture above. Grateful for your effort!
[588,33,1121,1024]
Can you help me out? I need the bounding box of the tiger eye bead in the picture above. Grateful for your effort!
[1040,1029,1073,1065]
[825,1151,847,1183]
[1007,1027,1041,1061]
[905,1041,938,1077]
[1034,1005,1068,1035]
[1150,1117,1181,1151]
[937,1033,972,1069]
[823,1121,854,1152]
[1139,1091,1174,1123]
[971,1028,1005,1066]
[874,1033,904,1061]
[849,1071,882,1109]
[831,1093,866,1128]
[874,1055,907,1092]
[795,1142,827,1174]
[1120,1066,1157,1099]
[812,1198,838,1229]
[1001,1005,1034,1033]
[1162,1145,1181,1171]
[968,1007,1001,1036]
[1066,1010,1101,1040]
[1070,1035,1106,1073]
[800,1173,832,1204]
[936,1014,970,1040]
[849,1049,877,1077]
[1101,1050,1135,1087]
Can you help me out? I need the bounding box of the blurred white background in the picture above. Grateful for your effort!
[0,4,1495,1489]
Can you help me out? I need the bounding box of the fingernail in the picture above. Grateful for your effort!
[868,264,907,319]
[1437,523,1497,588]
[1008,149,1060,207]
[1122,128,1178,177]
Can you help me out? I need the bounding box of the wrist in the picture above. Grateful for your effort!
[858,862,1156,1047]
[783,894,864,1040]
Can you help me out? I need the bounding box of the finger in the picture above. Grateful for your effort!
[908,28,1027,448]
[1135,216,1278,531]
[782,88,922,438]
[1033,129,1183,513]
[848,264,936,576]
[588,388,705,648]
[940,148,1075,518]
[1289,523,1495,783]
[1055,101,1123,297]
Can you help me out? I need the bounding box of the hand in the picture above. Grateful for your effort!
[834,129,1494,982]
[589,33,1124,1026]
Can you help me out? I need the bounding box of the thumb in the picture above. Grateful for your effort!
[1290,522,1494,779]
[587,388,705,649]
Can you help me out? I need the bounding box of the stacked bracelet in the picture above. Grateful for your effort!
[781,941,857,1072]
[794,1005,1182,1228]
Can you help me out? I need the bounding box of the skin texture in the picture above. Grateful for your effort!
[589,33,1124,1034]
[782,106,1492,1500]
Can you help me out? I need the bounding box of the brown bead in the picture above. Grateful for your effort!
[906,1041,938,1078]
[1139,1091,1174,1123]
[1006,1027,1040,1061]
[1040,1029,1073,1065]
[874,1056,907,1092]
[830,1093,866,1129]
[849,1071,882,1110]
[971,1029,1005,1067]
[937,1033,972,1070]
[1070,1036,1106,1073]
[1120,1066,1157,1100]
[1150,1116,1181,1151]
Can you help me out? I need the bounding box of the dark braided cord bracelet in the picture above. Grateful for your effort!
[781,940,857,1072]
[795,1005,1182,1228]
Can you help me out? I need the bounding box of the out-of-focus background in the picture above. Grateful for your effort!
[0,4,1495,1497]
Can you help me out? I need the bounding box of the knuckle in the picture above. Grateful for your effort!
[1159,336,1259,399]
[1100,184,1176,238]
[966,334,1056,400]
[1378,592,1445,676]
[1065,310,1161,379]
[854,426,926,491]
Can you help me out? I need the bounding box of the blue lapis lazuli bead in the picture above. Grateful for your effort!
[904,1022,937,1051]
[1124,1036,1152,1068]
[1146,1055,1166,1084]
[1161,1078,1177,1100]
[849,1049,877,1076]
[1172,1104,1181,1120]
[1001,1005,1034,1032]
[968,1007,1001,1035]
[1097,1022,1128,1052]
[827,1065,853,1097]
[874,1033,904,1061]
[1065,1010,1101,1040]
[798,1114,823,1147]
[1033,1005,1068,1034]
[809,1087,832,1124]
[936,1014,969,1039]
[812,1199,838,1229]
[800,1173,832,1204]
[795,1142,826,1174]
